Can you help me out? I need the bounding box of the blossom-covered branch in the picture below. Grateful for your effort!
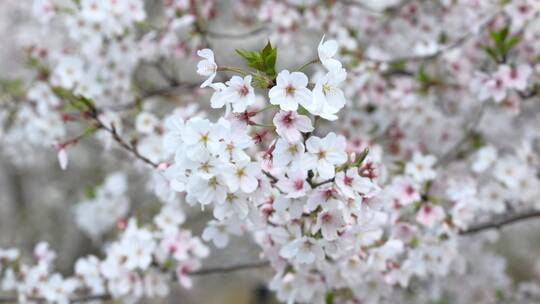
[1,1,540,304]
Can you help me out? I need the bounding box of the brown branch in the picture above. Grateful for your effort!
[75,98,159,168]
[337,1,384,16]
[262,170,279,183]
[435,103,487,167]
[460,209,540,235]
[309,178,334,188]
[190,260,270,276]
[97,121,159,168]
[364,11,499,64]
[104,82,201,111]
[205,27,268,39]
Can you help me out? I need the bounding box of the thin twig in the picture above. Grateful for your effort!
[97,121,159,168]
[364,11,499,64]
[339,0,384,16]
[460,209,540,235]
[309,178,334,188]
[77,98,160,168]
[104,82,201,111]
[191,260,270,276]
[435,103,487,167]
[206,27,268,39]
[262,170,279,183]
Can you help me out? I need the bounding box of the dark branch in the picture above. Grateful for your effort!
[76,98,160,168]
[435,103,487,167]
[460,209,540,235]
[205,27,268,39]
[364,12,498,64]
[97,122,159,168]
[338,1,384,15]
[104,82,201,111]
[262,170,279,183]
[309,178,335,188]
[191,260,270,276]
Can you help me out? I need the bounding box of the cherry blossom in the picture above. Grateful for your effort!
[197,49,218,88]
[269,70,312,111]
[405,152,437,183]
[273,110,314,143]
[212,75,256,113]
[304,132,348,179]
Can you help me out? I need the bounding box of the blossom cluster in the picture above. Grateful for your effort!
[74,172,130,239]
[0,208,207,303]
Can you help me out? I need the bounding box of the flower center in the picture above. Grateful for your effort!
[322,212,333,224]
[281,112,295,126]
[200,133,209,144]
[344,176,353,186]
[236,168,246,178]
[239,85,249,97]
[322,83,332,95]
[199,161,211,172]
[285,84,296,96]
[294,180,304,191]
[287,145,298,155]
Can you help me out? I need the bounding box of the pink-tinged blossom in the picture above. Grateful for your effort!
[499,64,532,91]
[276,167,309,198]
[335,168,380,198]
[269,70,312,111]
[273,110,314,143]
[416,203,446,228]
[387,177,422,207]
[211,75,256,113]
[312,208,346,240]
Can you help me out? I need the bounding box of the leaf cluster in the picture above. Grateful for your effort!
[482,27,521,63]
[236,41,278,82]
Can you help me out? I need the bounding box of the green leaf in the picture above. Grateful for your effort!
[261,41,273,57]
[85,186,97,199]
[236,49,259,63]
[0,78,25,98]
[325,292,334,304]
[490,27,509,47]
[84,126,98,135]
[505,36,521,53]
[470,132,485,149]
[481,45,499,62]
[484,27,521,63]
[352,148,370,167]
[495,289,505,301]
[235,41,278,78]
[297,105,310,116]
